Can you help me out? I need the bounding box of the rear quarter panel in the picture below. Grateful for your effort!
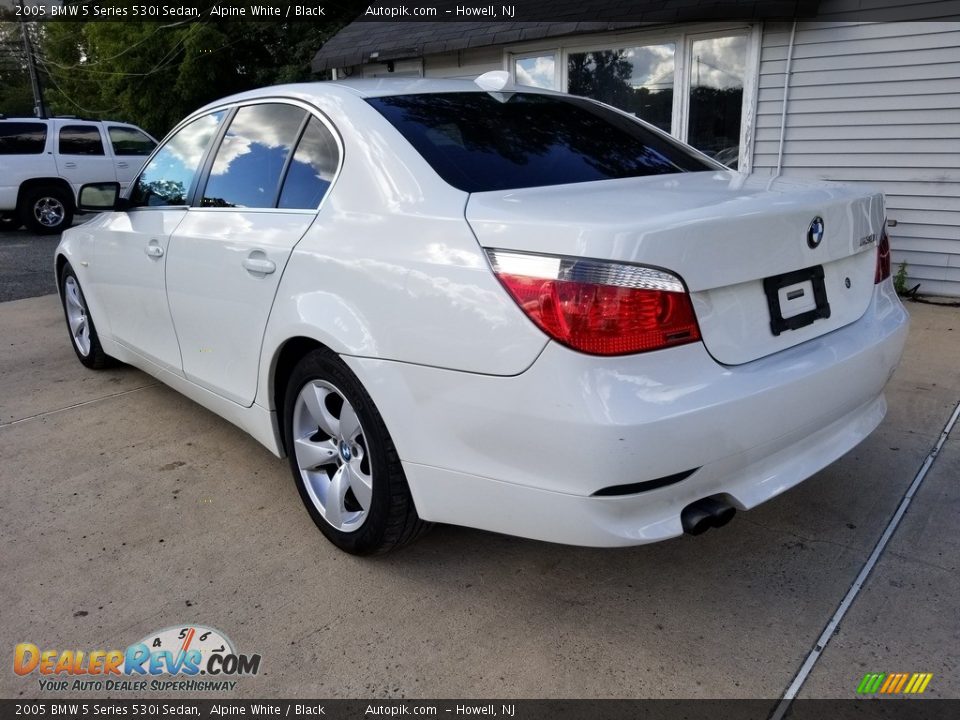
[257,92,549,410]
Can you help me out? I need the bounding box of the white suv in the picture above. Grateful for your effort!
[0,117,156,233]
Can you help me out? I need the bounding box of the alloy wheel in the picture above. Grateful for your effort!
[292,379,373,532]
[34,196,65,228]
[63,276,91,356]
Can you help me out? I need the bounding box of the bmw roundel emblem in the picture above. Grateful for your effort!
[807,216,825,248]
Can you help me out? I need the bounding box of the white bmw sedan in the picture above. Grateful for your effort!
[56,76,908,554]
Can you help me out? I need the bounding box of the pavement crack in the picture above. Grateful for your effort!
[0,383,159,428]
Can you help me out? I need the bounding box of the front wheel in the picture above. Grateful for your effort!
[22,186,73,234]
[60,264,112,369]
[284,349,430,554]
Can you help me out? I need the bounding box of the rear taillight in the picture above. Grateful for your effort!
[486,249,701,356]
[875,224,891,284]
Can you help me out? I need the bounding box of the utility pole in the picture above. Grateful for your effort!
[17,0,47,118]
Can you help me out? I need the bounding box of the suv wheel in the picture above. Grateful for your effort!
[22,186,74,234]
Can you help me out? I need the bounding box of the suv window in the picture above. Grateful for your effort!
[129,111,226,208]
[59,125,105,155]
[278,117,339,210]
[367,92,712,192]
[202,103,306,209]
[108,126,156,156]
[0,122,48,154]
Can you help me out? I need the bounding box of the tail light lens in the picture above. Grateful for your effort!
[875,224,891,284]
[486,249,701,356]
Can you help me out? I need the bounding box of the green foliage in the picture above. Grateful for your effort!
[34,4,352,138]
[0,22,37,116]
[894,261,909,296]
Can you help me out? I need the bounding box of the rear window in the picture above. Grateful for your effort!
[366,92,712,193]
[0,122,47,154]
[108,126,156,156]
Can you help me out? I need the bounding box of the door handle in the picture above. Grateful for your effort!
[116,162,129,168]
[144,244,164,258]
[242,256,276,275]
[64,162,77,169]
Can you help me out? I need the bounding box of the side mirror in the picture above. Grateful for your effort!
[78,182,126,212]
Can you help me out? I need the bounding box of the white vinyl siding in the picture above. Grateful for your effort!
[752,15,960,297]
[424,47,503,79]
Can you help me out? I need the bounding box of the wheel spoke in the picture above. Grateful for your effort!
[338,401,361,441]
[66,287,83,311]
[294,437,337,471]
[68,312,83,335]
[301,384,340,438]
[325,465,350,528]
[347,463,373,510]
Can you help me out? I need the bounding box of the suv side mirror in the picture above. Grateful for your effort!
[78,182,126,212]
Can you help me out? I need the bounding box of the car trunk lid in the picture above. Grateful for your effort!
[466,171,885,365]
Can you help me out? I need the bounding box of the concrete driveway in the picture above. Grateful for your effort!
[1,232,958,705]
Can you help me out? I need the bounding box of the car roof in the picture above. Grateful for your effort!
[0,117,141,126]
[189,78,563,117]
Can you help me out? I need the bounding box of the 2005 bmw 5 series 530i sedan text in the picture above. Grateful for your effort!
[55,74,908,555]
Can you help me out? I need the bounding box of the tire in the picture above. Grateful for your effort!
[60,264,112,369]
[284,348,430,555]
[0,214,21,231]
[22,186,73,234]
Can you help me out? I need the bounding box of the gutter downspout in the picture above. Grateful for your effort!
[775,21,798,177]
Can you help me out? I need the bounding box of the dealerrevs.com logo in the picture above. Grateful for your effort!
[14,625,261,692]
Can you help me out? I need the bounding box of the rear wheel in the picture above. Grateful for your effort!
[60,264,112,369]
[22,186,73,234]
[284,349,430,554]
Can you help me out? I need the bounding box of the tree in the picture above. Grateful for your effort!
[35,3,353,137]
[568,50,634,109]
[0,21,39,116]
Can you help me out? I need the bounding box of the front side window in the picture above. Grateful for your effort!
[278,117,339,210]
[108,127,156,156]
[368,92,711,193]
[0,122,47,154]
[687,35,748,168]
[202,104,306,209]
[567,44,676,133]
[59,125,104,155]
[129,111,225,208]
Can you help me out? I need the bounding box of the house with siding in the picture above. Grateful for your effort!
[312,0,960,297]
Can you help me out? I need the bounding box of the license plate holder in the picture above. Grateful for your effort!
[763,265,831,336]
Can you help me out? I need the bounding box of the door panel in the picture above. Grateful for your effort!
[165,210,314,405]
[91,208,187,372]
[105,125,157,189]
[90,110,227,372]
[53,122,117,195]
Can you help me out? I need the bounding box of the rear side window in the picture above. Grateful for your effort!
[0,122,47,154]
[108,127,156,156]
[367,92,713,192]
[202,103,306,209]
[59,125,105,155]
[278,117,339,210]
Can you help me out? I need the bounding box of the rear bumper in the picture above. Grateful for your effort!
[344,281,909,546]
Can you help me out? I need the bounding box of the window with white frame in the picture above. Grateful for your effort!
[508,25,758,170]
[514,53,558,90]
